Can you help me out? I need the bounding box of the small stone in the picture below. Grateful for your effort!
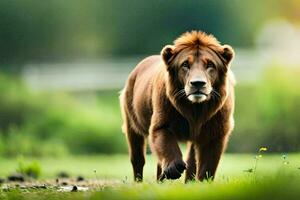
[7,174,25,182]
[61,182,68,186]
[58,185,89,192]
[57,172,70,178]
[0,177,5,184]
[76,176,84,182]
[20,185,27,189]
[33,185,47,189]
[71,185,78,192]
[2,186,9,192]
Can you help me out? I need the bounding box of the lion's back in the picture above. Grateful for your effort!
[120,55,163,135]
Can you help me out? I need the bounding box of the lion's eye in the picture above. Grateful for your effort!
[207,61,215,69]
[181,60,190,70]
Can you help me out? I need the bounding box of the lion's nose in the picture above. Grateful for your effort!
[190,80,206,88]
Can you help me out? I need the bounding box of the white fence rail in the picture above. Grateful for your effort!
[22,49,298,91]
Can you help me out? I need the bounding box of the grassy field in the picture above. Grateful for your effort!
[0,153,300,199]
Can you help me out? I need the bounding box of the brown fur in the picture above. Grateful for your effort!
[120,31,235,182]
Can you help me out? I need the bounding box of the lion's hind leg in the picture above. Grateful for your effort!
[125,126,146,182]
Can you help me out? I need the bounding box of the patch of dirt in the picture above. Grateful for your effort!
[0,178,121,192]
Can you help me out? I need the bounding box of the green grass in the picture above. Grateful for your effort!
[0,154,300,199]
[1,153,300,180]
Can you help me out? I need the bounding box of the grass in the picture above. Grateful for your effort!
[1,153,300,180]
[0,153,300,199]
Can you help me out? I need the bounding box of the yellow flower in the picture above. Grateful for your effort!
[259,147,267,152]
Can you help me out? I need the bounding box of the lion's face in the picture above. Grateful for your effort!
[161,34,234,104]
[176,47,223,103]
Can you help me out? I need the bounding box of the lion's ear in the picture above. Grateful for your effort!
[221,45,235,65]
[161,45,175,66]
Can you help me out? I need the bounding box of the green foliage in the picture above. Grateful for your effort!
[1,66,300,156]
[0,0,295,64]
[0,130,69,157]
[230,66,300,152]
[0,73,126,156]
[16,156,41,179]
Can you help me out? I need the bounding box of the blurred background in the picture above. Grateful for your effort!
[1,0,300,158]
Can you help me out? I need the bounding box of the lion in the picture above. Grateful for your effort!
[120,31,235,182]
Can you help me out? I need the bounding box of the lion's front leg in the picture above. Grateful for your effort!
[150,128,186,180]
[194,137,227,181]
[184,142,196,183]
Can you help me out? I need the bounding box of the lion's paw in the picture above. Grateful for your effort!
[161,159,186,180]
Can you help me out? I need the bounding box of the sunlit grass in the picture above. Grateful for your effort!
[0,153,299,180]
[0,154,300,200]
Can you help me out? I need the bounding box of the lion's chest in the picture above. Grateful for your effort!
[166,110,216,142]
[168,116,190,140]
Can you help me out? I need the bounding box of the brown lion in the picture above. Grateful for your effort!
[120,31,235,182]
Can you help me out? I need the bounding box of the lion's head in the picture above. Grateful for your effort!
[161,31,234,104]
